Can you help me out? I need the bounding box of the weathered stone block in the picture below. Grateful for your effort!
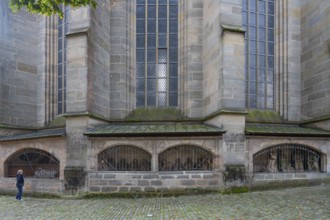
[102,187,117,192]
[90,180,108,186]
[191,175,202,178]
[104,174,116,179]
[294,173,307,179]
[119,187,129,192]
[208,180,219,186]
[143,175,159,179]
[138,180,149,186]
[181,180,195,186]
[89,173,103,179]
[151,180,162,186]
[108,180,121,186]
[130,187,141,192]
[177,175,189,179]
[161,175,175,179]
[144,187,156,192]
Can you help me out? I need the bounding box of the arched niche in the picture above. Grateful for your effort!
[159,145,213,171]
[5,148,60,178]
[98,145,151,171]
[253,144,323,173]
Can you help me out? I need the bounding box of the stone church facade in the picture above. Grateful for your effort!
[0,0,329,195]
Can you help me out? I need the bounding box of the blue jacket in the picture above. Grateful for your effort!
[16,174,24,187]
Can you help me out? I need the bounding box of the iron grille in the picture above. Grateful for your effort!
[98,146,151,171]
[159,145,213,171]
[6,149,60,179]
[253,144,322,173]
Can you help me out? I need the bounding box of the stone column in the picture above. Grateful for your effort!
[64,7,91,193]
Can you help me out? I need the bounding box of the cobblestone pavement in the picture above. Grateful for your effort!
[0,185,329,220]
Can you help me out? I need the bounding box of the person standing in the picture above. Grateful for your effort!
[15,170,24,201]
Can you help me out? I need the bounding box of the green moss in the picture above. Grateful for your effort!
[221,24,245,33]
[250,179,320,192]
[222,186,249,195]
[47,116,66,128]
[126,108,187,122]
[224,164,246,183]
[246,110,286,123]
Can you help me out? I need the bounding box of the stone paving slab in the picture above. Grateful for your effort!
[0,185,329,219]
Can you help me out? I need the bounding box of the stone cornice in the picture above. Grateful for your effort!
[221,23,245,34]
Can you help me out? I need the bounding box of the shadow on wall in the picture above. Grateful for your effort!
[64,167,87,195]
[223,164,246,185]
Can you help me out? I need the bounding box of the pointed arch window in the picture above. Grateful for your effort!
[136,0,178,107]
[57,6,69,115]
[243,0,275,109]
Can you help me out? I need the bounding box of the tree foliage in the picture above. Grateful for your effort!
[10,0,97,17]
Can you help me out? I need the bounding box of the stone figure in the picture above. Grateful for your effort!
[295,154,304,171]
[140,159,150,171]
[173,158,183,170]
[267,152,278,173]
[184,157,194,170]
[131,158,139,170]
[98,159,107,170]
[160,158,171,171]
[280,151,294,172]
[118,158,128,170]
[203,157,213,170]
[308,155,320,172]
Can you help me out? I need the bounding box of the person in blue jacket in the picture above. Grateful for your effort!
[15,169,24,200]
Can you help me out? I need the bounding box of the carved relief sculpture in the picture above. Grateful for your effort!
[267,152,278,173]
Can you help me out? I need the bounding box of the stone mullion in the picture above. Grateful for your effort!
[40,16,57,125]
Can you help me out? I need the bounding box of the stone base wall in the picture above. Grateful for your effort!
[88,171,222,193]
[0,177,63,194]
[251,173,330,190]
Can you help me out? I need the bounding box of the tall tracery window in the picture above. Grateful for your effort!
[159,145,213,171]
[57,6,69,115]
[243,0,275,109]
[98,146,151,171]
[5,149,60,178]
[253,144,322,173]
[136,0,178,107]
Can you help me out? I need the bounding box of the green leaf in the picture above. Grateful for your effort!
[9,0,97,17]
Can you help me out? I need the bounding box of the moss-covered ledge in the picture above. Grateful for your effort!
[221,23,245,34]
[0,123,38,131]
[246,110,288,124]
[125,108,188,122]
[46,116,66,128]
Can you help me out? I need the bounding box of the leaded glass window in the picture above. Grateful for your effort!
[57,6,69,115]
[136,0,178,107]
[243,0,275,109]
